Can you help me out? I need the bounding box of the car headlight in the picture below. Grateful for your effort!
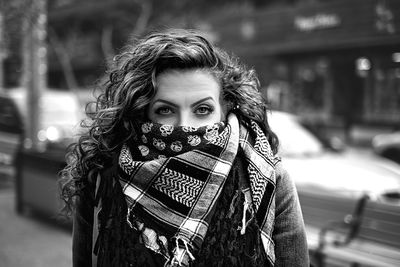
[37,126,61,142]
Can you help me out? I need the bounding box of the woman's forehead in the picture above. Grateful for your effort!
[154,69,221,100]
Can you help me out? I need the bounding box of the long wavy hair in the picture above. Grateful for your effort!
[60,29,279,213]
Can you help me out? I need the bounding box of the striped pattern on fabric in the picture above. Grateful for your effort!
[118,114,279,265]
[152,168,204,207]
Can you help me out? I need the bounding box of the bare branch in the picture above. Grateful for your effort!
[101,24,115,65]
[132,0,153,36]
[48,27,79,91]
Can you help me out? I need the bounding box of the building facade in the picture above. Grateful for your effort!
[210,0,400,136]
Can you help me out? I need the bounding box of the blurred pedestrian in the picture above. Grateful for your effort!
[60,29,309,267]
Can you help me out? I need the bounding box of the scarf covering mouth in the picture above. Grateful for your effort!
[118,114,278,266]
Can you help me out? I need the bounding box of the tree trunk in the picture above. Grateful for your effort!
[0,13,4,91]
[22,0,47,152]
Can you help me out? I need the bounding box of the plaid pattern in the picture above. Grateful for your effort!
[118,114,278,264]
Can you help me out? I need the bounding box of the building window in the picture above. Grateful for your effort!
[363,55,400,123]
[291,57,332,119]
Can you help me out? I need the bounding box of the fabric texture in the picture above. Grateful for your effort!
[72,159,310,267]
[118,114,278,265]
[193,154,270,267]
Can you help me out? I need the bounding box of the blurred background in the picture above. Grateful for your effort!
[0,0,400,266]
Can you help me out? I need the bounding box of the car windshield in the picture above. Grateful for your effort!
[268,111,324,156]
[41,94,81,127]
[9,89,82,126]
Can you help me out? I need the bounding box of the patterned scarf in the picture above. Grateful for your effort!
[118,114,278,266]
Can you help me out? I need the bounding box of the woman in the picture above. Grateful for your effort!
[61,29,309,267]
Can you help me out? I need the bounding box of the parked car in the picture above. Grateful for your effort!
[268,111,400,267]
[0,88,87,222]
[0,88,84,178]
[0,91,24,179]
[372,131,400,164]
[7,88,84,148]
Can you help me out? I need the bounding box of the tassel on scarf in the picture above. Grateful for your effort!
[239,189,254,235]
[167,237,195,266]
[227,189,240,218]
[240,200,250,235]
[126,207,170,260]
[126,207,137,230]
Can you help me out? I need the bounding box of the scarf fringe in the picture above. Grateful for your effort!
[126,207,170,260]
[227,189,240,218]
[126,207,136,229]
[127,205,196,266]
[239,189,255,235]
[166,237,195,266]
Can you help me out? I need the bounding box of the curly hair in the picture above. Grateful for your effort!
[60,29,279,213]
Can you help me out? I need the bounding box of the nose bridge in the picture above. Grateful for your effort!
[178,109,190,126]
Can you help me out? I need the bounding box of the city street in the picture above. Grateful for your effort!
[0,179,71,267]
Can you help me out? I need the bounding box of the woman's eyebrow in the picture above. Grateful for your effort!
[153,99,178,107]
[190,97,214,108]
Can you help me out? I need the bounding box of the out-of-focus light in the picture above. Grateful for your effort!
[37,129,47,141]
[38,13,47,25]
[46,126,60,141]
[39,62,47,75]
[23,138,33,149]
[356,57,371,71]
[241,21,255,40]
[38,47,47,57]
[392,52,400,63]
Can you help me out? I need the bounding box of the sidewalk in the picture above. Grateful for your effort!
[0,187,72,267]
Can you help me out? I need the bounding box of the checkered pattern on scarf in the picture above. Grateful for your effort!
[118,114,278,264]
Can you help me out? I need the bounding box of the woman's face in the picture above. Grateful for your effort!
[147,69,226,127]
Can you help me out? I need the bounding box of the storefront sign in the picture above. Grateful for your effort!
[294,13,341,31]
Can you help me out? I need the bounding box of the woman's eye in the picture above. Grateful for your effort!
[195,106,213,115]
[155,107,173,115]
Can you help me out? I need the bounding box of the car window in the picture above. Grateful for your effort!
[268,111,324,156]
[0,96,23,134]
[5,89,85,145]
[41,95,81,126]
[9,89,83,128]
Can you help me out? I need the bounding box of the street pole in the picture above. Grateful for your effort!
[22,0,48,152]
